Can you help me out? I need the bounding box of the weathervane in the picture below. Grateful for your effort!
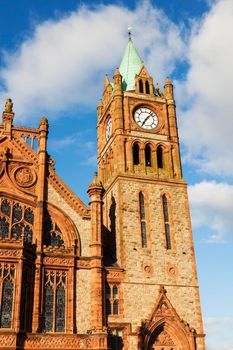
[128,25,133,40]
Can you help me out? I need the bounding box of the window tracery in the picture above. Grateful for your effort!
[0,263,15,328]
[44,215,64,248]
[0,198,34,243]
[43,270,66,333]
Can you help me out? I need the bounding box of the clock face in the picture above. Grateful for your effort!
[106,118,112,141]
[134,108,158,130]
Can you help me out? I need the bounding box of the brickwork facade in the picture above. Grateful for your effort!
[0,39,206,350]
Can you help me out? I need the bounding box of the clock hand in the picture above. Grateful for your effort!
[141,115,151,126]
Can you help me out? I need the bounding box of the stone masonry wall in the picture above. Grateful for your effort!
[103,177,204,345]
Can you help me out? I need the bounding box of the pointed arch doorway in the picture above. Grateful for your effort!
[142,287,196,350]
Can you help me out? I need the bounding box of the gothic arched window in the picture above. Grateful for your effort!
[133,143,140,165]
[43,270,66,333]
[145,80,150,94]
[139,79,144,93]
[145,144,152,167]
[0,198,34,243]
[162,195,172,249]
[0,264,15,328]
[139,192,147,248]
[44,214,64,248]
[157,146,163,168]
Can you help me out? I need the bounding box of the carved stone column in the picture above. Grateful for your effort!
[87,173,108,350]
[32,117,48,332]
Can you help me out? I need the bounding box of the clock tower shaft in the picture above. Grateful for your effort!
[97,38,206,350]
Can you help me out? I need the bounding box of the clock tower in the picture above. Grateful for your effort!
[97,38,206,350]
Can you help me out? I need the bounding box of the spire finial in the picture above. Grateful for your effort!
[128,25,132,40]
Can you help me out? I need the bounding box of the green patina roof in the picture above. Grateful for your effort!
[119,39,143,91]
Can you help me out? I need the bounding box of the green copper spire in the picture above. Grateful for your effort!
[119,38,143,91]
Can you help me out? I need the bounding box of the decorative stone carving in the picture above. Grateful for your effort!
[0,334,16,347]
[5,98,13,113]
[107,271,120,278]
[43,256,73,266]
[14,166,36,187]
[153,330,174,346]
[0,249,21,257]
[143,263,154,276]
[25,335,94,349]
[77,259,91,269]
[167,264,178,278]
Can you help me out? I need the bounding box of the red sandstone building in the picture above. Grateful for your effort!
[0,39,206,350]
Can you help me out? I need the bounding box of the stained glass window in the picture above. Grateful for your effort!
[162,195,172,250]
[44,214,65,248]
[12,204,22,223]
[1,200,10,217]
[11,223,23,240]
[24,208,34,225]
[55,285,65,332]
[0,198,34,243]
[44,285,54,332]
[43,270,66,333]
[0,264,15,329]
[24,225,33,243]
[0,217,9,239]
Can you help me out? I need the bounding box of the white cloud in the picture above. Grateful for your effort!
[0,2,184,122]
[178,0,233,176]
[204,317,233,350]
[188,181,233,243]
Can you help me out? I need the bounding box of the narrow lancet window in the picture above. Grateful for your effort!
[145,145,152,166]
[43,271,66,333]
[145,80,150,94]
[162,195,171,249]
[133,143,140,165]
[139,79,144,93]
[139,192,147,248]
[105,283,120,316]
[0,264,15,328]
[157,146,163,168]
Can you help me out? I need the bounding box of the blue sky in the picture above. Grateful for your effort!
[0,1,233,348]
